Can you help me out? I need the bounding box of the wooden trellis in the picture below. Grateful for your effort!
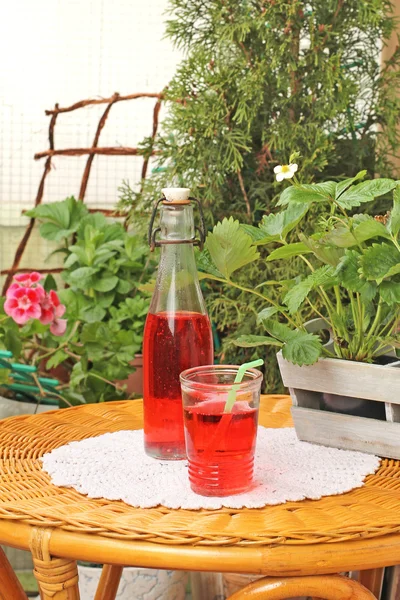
[1,91,163,294]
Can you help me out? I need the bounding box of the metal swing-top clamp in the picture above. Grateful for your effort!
[148,187,207,252]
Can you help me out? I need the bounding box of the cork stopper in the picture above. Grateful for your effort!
[162,187,191,205]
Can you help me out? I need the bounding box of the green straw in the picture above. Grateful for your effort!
[223,359,264,413]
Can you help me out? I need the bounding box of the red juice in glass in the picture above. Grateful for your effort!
[143,311,213,459]
[180,366,262,496]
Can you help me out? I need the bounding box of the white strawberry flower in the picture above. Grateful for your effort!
[273,163,298,182]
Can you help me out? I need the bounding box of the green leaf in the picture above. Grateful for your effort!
[267,242,312,261]
[59,391,86,407]
[320,215,391,248]
[58,289,91,320]
[337,250,362,291]
[196,247,224,278]
[337,179,398,209]
[283,266,337,314]
[91,275,119,292]
[67,266,100,286]
[278,182,336,206]
[388,185,400,237]
[26,198,71,227]
[4,329,22,358]
[26,197,88,241]
[97,292,116,308]
[69,362,87,389]
[299,234,344,267]
[382,263,400,280]
[67,245,90,265]
[234,335,282,348]
[43,274,58,292]
[0,369,11,384]
[117,279,133,294]
[282,331,322,366]
[260,319,322,364]
[205,217,259,279]
[93,249,118,266]
[240,224,267,242]
[257,202,310,244]
[256,307,280,325]
[359,243,400,282]
[80,305,107,323]
[38,222,70,242]
[261,319,295,342]
[336,250,377,300]
[335,170,367,199]
[379,281,400,305]
[46,349,69,370]
[64,253,79,268]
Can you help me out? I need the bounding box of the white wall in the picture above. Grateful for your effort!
[0,0,181,227]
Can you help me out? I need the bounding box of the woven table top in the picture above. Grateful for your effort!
[0,395,399,550]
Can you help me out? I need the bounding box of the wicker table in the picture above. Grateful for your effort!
[0,395,400,600]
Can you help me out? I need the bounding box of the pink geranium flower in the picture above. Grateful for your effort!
[14,272,44,286]
[4,286,43,324]
[50,319,67,336]
[39,290,66,327]
[5,273,67,336]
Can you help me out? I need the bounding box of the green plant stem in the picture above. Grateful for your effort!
[88,372,119,388]
[305,298,333,328]
[32,372,76,407]
[334,285,343,316]
[65,349,81,361]
[35,321,81,362]
[321,347,337,358]
[391,235,400,253]
[378,315,399,339]
[366,299,383,341]
[298,254,336,314]
[204,275,300,329]
[330,197,349,218]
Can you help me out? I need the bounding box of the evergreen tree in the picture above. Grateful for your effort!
[120,0,400,389]
[123,0,400,223]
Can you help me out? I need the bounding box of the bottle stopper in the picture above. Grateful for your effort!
[162,188,191,205]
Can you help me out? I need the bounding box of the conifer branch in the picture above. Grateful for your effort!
[237,169,251,217]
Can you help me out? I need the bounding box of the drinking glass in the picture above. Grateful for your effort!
[180,365,262,496]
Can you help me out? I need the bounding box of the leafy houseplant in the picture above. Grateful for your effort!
[199,168,400,367]
[198,163,400,429]
[0,198,154,406]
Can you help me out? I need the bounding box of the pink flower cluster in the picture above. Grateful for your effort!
[4,272,67,336]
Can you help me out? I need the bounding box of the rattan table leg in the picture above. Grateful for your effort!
[0,546,28,599]
[358,568,385,598]
[29,528,80,600]
[225,574,377,600]
[94,565,123,600]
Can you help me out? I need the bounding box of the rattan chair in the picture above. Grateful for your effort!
[226,575,376,599]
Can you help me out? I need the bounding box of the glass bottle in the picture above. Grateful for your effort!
[143,188,214,460]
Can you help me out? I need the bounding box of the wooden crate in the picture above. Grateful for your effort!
[277,352,400,459]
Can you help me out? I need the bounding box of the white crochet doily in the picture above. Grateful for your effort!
[41,427,380,510]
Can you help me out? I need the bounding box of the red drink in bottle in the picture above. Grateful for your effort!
[144,189,213,459]
[143,311,213,458]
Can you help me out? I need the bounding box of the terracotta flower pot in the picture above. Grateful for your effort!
[119,354,144,397]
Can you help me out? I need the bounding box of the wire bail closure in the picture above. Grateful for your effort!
[148,197,207,252]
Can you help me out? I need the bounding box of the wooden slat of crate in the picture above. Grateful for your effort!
[277,353,400,404]
[291,406,400,459]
